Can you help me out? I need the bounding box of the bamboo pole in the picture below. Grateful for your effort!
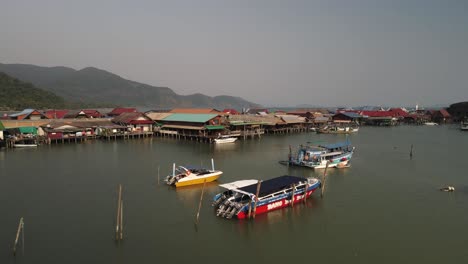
[195,179,207,225]
[116,184,122,241]
[247,198,253,218]
[410,144,413,160]
[290,184,295,207]
[13,217,24,256]
[157,165,160,185]
[119,199,123,240]
[321,162,330,198]
[303,182,309,204]
[252,180,262,219]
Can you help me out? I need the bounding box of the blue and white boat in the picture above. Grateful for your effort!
[281,140,355,169]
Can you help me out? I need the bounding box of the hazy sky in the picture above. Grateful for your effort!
[1,0,467,107]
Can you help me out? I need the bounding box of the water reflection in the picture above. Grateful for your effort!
[174,182,220,207]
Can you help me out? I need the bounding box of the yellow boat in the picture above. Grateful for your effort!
[165,159,223,187]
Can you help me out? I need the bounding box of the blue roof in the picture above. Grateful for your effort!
[319,141,350,150]
[339,112,362,118]
[9,109,36,117]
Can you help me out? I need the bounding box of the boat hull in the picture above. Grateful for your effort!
[175,172,222,187]
[214,138,237,144]
[236,188,319,219]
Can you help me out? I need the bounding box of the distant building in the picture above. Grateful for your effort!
[9,109,48,120]
[111,112,154,132]
[222,109,240,115]
[332,112,362,123]
[44,110,69,119]
[170,108,222,114]
[107,107,137,117]
[64,109,103,119]
[430,109,452,124]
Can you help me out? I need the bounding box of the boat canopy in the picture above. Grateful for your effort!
[239,175,305,197]
[319,141,350,150]
[219,180,258,190]
[183,165,209,171]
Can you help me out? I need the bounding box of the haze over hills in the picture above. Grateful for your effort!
[0,72,67,110]
[0,63,260,109]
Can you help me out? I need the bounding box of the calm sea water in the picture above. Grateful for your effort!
[1,125,467,263]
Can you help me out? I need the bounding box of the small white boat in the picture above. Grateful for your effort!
[423,122,438,126]
[165,158,223,187]
[214,135,237,144]
[14,144,38,148]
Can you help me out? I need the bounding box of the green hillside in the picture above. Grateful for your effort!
[0,72,67,110]
[0,63,260,109]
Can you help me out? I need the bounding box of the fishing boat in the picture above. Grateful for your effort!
[280,140,355,169]
[461,117,468,131]
[214,135,237,144]
[316,125,359,134]
[165,159,223,187]
[212,175,321,219]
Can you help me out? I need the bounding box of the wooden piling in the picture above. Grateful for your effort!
[115,184,122,241]
[13,217,24,256]
[252,180,262,219]
[321,161,330,198]
[119,199,123,240]
[303,182,309,204]
[195,179,207,225]
[157,165,160,185]
[290,184,295,207]
[247,198,253,218]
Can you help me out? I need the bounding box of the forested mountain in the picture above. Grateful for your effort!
[0,63,260,109]
[0,72,67,110]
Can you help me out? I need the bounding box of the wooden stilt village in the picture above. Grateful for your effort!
[0,103,466,149]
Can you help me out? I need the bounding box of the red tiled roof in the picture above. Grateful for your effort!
[360,111,394,117]
[439,109,451,118]
[81,109,103,118]
[45,110,69,119]
[223,109,239,114]
[389,108,409,117]
[112,112,152,124]
[108,108,137,116]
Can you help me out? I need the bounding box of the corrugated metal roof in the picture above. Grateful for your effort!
[161,124,205,130]
[146,112,173,121]
[9,109,36,117]
[314,116,330,122]
[162,113,218,123]
[170,108,221,114]
[338,112,362,118]
[276,115,306,124]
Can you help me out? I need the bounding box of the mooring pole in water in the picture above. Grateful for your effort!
[321,162,330,198]
[13,217,24,256]
[247,198,253,218]
[410,144,413,160]
[157,165,160,185]
[119,199,123,240]
[195,179,207,226]
[290,184,295,207]
[252,180,262,219]
[116,184,122,241]
[303,182,309,204]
